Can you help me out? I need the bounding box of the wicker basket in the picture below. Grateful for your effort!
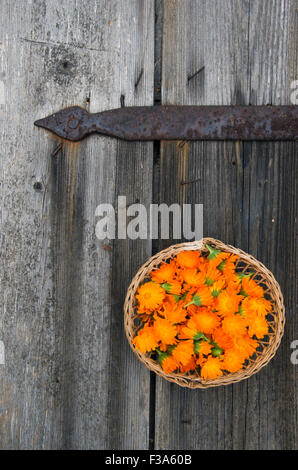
[124,238,285,389]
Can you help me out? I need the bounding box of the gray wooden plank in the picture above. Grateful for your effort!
[238,0,297,450]
[0,0,154,449]
[154,0,297,450]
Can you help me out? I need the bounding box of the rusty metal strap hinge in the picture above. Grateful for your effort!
[35,105,298,142]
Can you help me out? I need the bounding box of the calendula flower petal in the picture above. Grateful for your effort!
[212,328,234,350]
[136,282,165,310]
[151,261,176,283]
[222,315,247,337]
[161,280,182,296]
[233,335,258,359]
[201,357,224,379]
[179,355,197,373]
[164,303,188,324]
[242,296,272,317]
[247,316,269,339]
[172,340,194,366]
[196,340,212,356]
[181,268,204,286]
[216,290,242,316]
[153,317,178,344]
[132,325,159,353]
[160,355,179,373]
[223,349,245,373]
[176,250,201,269]
[191,309,220,334]
[241,276,264,298]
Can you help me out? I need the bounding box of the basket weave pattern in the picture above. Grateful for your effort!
[124,238,285,388]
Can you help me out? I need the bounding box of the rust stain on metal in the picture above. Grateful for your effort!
[35,105,298,142]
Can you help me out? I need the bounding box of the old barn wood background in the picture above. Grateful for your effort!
[0,0,297,450]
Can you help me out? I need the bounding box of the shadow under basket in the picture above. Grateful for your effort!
[124,238,285,389]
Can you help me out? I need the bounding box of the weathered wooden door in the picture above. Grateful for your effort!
[0,0,297,449]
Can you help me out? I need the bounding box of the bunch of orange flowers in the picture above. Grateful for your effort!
[132,246,272,380]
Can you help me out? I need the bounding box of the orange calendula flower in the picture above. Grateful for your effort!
[164,302,188,324]
[132,325,159,354]
[181,268,204,287]
[241,276,264,298]
[161,280,182,296]
[186,286,214,307]
[221,261,238,280]
[176,250,201,269]
[136,282,165,310]
[191,309,220,334]
[153,317,178,344]
[233,335,258,359]
[222,315,247,337]
[216,290,242,316]
[160,355,179,374]
[195,340,212,356]
[247,316,269,339]
[242,296,272,317]
[151,261,176,283]
[204,264,223,286]
[212,328,234,350]
[223,349,244,373]
[224,273,242,292]
[179,355,197,373]
[180,318,198,340]
[172,340,194,366]
[201,357,224,380]
[206,244,230,265]
[181,315,214,340]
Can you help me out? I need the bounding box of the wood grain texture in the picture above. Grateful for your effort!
[0,0,154,449]
[154,0,297,450]
[0,0,297,451]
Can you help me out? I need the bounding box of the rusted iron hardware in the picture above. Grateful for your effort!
[35,105,298,142]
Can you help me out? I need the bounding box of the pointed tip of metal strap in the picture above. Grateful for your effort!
[34,117,49,129]
[34,106,89,141]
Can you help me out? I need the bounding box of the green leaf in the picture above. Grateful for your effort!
[173,292,187,303]
[156,348,168,364]
[205,277,214,286]
[193,294,202,306]
[206,244,221,260]
[211,343,223,357]
[161,282,172,293]
[185,293,202,307]
[168,344,177,354]
[194,341,201,354]
[217,260,226,271]
[240,288,247,297]
[194,331,208,342]
[238,305,245,317]
[237,272,253,280]
[211,289,221,298]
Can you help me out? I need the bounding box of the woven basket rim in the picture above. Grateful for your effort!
[124,238,285,389]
